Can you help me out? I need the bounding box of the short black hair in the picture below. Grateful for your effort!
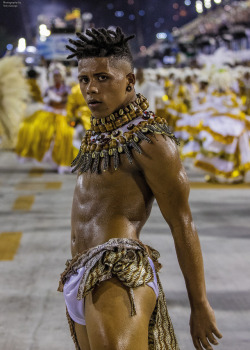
[27,68,39,79]
[66,27,135,69]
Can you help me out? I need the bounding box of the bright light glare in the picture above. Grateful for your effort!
[6,44,13,50]
[156,32,167,39]
[163,56,176,64]
[204,0,211,8]
[25,57,34,64]
[214,0,221,3]
[26,46,37,53]
[39,24,47,32]
[18,38,26,52]
[39,24,51,37]
[115,11,124,17]
[196,0,203,13]
[185,0,191,5]
[40,36,47,42]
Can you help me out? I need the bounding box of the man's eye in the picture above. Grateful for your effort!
[98,75,108,81]
[79,77,88,83]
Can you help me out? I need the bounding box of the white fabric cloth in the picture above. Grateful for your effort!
[63,257,159,325]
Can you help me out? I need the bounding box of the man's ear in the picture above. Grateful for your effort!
[126,72,136,87]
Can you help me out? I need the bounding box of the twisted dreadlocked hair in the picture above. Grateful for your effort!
[66,27,135,69]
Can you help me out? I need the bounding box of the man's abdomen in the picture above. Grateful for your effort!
[71,169,154,256]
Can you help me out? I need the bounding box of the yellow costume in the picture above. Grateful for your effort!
[165,84,191,129]
[16,64,78,170]
[26,78,43,103]
[66,84,91,130]
[16,110,77,166]
[194,89,250,181]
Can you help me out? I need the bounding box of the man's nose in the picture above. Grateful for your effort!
[87,81,98,94]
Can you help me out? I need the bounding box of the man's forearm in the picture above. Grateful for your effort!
[172,221,208,310]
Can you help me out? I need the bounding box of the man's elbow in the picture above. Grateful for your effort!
[168,215,197,239]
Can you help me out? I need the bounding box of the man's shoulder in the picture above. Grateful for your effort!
[138,131,178,158]
[133,112,179,160]
[133,131,181,178]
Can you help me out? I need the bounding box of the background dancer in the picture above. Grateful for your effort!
[16,63,77,173]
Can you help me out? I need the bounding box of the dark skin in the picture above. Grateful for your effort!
[71,56,222,350]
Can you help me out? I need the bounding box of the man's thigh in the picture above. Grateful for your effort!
[74,323,91,350]
[85,277,157,350]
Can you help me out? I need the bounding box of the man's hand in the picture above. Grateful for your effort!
[190,301,222,350]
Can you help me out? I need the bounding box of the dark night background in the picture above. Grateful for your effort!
[0,0,200,51]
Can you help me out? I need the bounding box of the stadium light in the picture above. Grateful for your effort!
[6,44,13,50]
[26,46,37,53]
[195,0,203,13]
[156,32,167,39]
[39,24,51,37]
[204,0,212,8]
[18,38,26,52]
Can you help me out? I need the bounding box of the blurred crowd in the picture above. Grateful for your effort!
[0,54,249,182]
[0,57,90,173]
[136,64,250,183]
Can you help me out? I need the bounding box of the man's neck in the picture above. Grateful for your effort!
[94,92,137,120]
[90,93,149,133]
[115,92,137,114]
[55,83,62,89]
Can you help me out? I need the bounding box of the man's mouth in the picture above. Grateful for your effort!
[88,100,102,107]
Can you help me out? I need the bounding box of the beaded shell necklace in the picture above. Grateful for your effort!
[71,93,179,173]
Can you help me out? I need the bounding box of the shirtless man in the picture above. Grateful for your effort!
[58,27,222,350]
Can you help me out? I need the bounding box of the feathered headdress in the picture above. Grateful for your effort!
[0,56,29,149]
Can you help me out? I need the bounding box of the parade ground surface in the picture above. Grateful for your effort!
[0,150,249,350]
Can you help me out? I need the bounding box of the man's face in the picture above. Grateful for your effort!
[53,73,63,85]
[244,72,250,81]
[200,81,208,90]
[78,56,134,118]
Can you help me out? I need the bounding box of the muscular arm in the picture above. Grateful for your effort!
[134,134,222,350]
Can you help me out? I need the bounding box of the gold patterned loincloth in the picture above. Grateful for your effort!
[58,238,179,350]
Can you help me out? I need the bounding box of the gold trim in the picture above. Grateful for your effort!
[200,149,236,162]
[211,111,245,121]
[246,118,250,130]
[189,107,218,115]
[180,151,198,160]
[194,159,241,178]
[202,126,235,144]
[176,123,240,145]
[175,123,202,136]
